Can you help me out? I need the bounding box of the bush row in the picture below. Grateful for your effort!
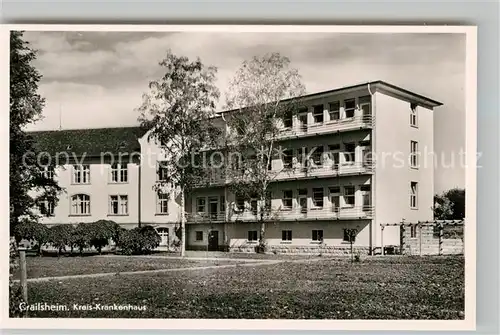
[13,220,161,255]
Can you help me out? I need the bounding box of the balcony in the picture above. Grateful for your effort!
[186,206,374,223]
[276,161,373,181]
[280,115,373,140]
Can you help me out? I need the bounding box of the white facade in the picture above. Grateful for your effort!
[34,81,441,254]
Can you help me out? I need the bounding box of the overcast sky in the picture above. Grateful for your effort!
[22,31,466,193]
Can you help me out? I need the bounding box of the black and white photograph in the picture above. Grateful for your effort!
[3,25,476,330]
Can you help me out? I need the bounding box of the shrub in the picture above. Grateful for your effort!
[9,240,25,317]
[48,224,75,256]
[117,225,161,255]
[87,220,118,254]
[12,219,50,256]
[73,223,91,255]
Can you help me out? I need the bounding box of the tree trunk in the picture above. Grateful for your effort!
[180,188,186,257]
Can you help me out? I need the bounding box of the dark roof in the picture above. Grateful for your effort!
[217,80,443,115]
[29,126,147,157]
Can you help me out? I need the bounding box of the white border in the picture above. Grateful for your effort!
[0,24,477,331]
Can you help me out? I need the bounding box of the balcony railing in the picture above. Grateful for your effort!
[186,206,374,223]
[276,161,373,180]
[280,115,374,139]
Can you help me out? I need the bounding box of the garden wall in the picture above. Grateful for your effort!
[400,223,464,256]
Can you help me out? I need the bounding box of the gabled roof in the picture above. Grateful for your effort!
[29,126,147,157]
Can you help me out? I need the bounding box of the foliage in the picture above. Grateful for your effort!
[87,220,120,254]
[9,240,25,317]
[73,223,91,255]
[48,224,74,255]
[117,226,161,255]
[12,219,50,255]
[10,31,62,234]
[137,50,221,255]
[433,188,465,220]
[224,52,306,249]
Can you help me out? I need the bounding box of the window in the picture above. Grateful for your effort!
[344,99,356,118]
[329,186,340,211]
[220,196,226,213]
[195,231,203,241]
[359,96,371,117]
[312,229,323,242]
[297,188,308,213]
[410,225,418,238]
[312,188,324,208]
[158,161,168,181]
[73,165,90,184]
[310,146,324,167]
[157,192,169,214]
[39,199,55,217]
[410,182,418,209]
[282,190,293,209]
[250,195,258,215]
[196,197,206,213]
[329,101,340,121]
[282,230,292,241]
[313,104,324,123]
[283,110,293,128]
[111,163,128,183]
[282,148,293,169]
[248,230,258,242]
[41,165,55,179]
[410,141,419,168]
[344,143,356,164]
[70,194,90,215]
[236,196,245,211]
[343,186,355,207]
[328,144,340,169]
[410,103,418,127]
[109,195,128,215]
[343,228,358,243]
[298,107,308,130]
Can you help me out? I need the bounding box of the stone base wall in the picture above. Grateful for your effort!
[230,244,371,256]
[400,224,464,256]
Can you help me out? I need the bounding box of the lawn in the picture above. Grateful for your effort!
[11,255,464,319]
[10,255,242,280]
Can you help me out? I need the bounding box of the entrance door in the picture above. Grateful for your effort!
[207,230,219,251]
[297,189,308,214]
[298,113,308,131]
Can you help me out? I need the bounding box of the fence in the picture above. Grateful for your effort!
[380,220,464,256]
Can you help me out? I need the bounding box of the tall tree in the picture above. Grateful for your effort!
[10,31,61,235]
[433,188,465,220]
[137,50,221,256]
[224,52,306,252]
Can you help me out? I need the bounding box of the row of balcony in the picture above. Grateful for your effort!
[279,115,374,140]
[195,161,374,187]
[185,205,374,223]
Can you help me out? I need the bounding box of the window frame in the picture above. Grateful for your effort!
[344,99,356,118]
[247,230,258,242]
[410,140,419,168]
[281,230,292,241]
[312,187,324,208]
[156,192,169,215]
[312,229,324,242]
[343,186,356,207]
[196,197,206,213]
[195,231,203,241]
[72,165,90,184]
[70,193,91,216]
[157,161,169,181]
[329,101,340,121]
[410,103,418,127]
[39,199,55,217]
[410,181,418,209]
[312,104,324,124]
[282,190,293,210]
[110,163,128,183]
[109,194,129,215]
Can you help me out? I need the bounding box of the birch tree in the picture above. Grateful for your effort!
[138,51,221,256]
[224,53,306,252]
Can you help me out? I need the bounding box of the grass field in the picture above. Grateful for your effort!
[10,255,242,280]
[11,255,464,319]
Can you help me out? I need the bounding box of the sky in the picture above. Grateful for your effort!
[22,31,466,193]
